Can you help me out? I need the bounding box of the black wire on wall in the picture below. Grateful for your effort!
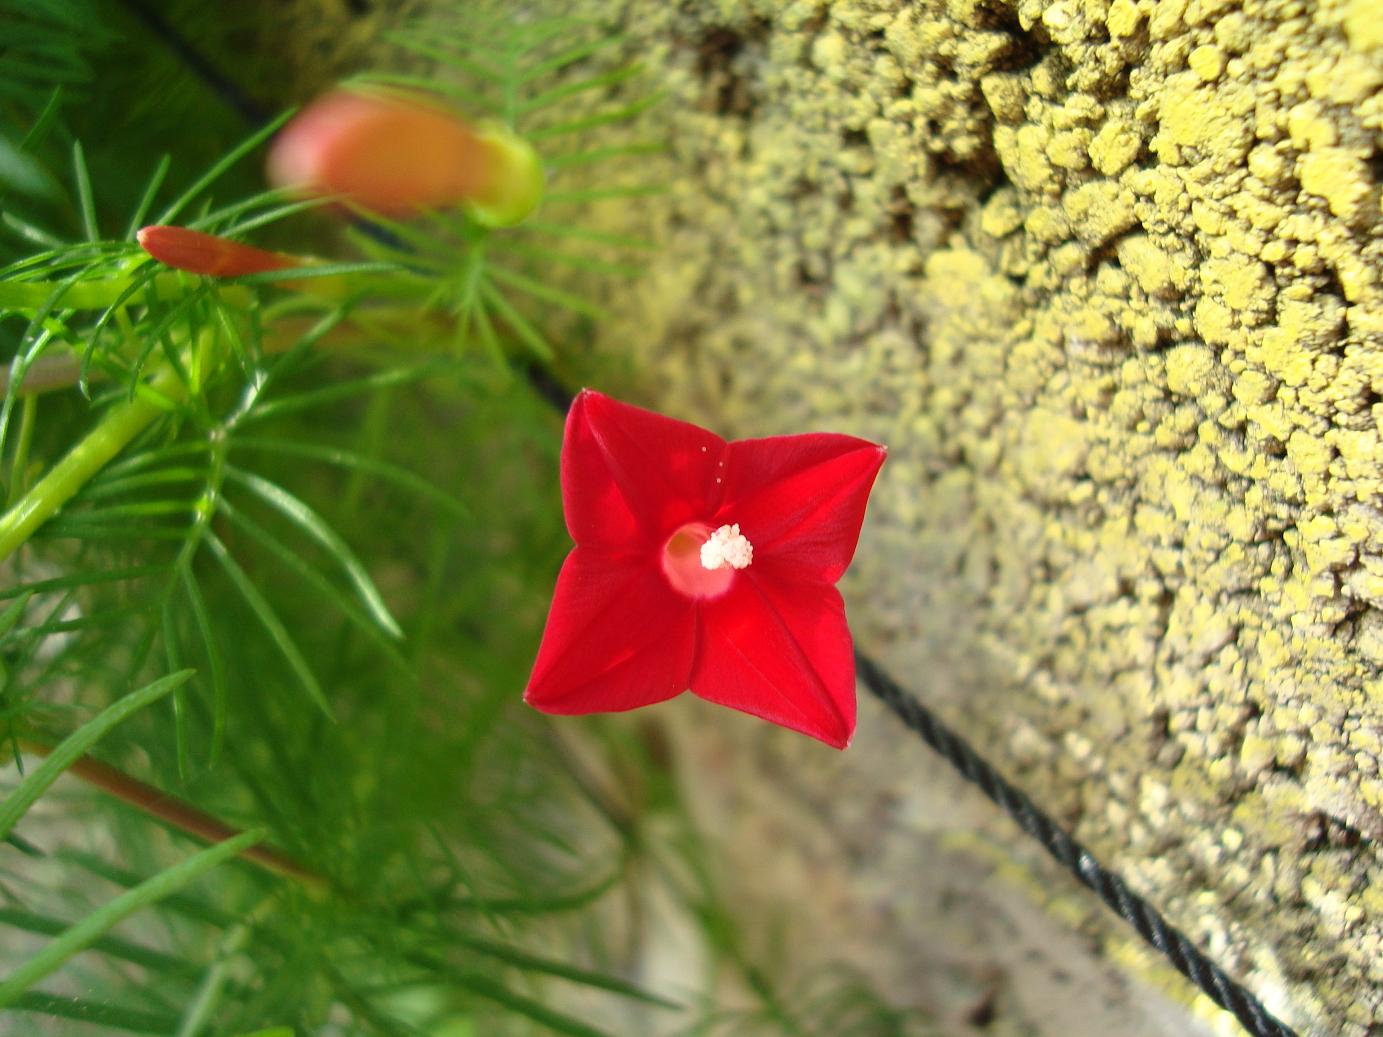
[853,653,1298,1037]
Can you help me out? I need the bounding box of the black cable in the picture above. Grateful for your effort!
[854,652,1299,1037]
[117,0,273,126]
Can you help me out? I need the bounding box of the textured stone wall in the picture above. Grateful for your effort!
[561,1,1381,1034]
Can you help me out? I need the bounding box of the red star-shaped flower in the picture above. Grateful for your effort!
[524,389,886,749]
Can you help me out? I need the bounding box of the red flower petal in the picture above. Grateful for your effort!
[524,546,696,713]
[717,434,885,584]
[562,390,727,554]
[690,574,856,748]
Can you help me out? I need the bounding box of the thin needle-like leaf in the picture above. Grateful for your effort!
[404,954,616,1037]
[439,931,681,1008]
[216,500,411,674]
[0,829,264,1009]
[0,591,33,638]
[543,185,666,204]
[241,361,455,423]
[223,466,402,639]
[471,294,507,368]
[71,140,98,242]
[158,111,294,225]
[230,437,469,520]
[55,851,236,930]
[179,564,227,765]
[205,533,333,720]
[544,141,666,170]
[0,565,167,601]
[387,32,507,82]
[490,241,644,279]
[2,212,64,248]
[516,64,643,114]
[161,600,191,780]
[487,265,607,320]
[11,991,178,1034]
[0,907,201,978]
[126,155,172,240]
[18,87,64,153]
[517,34,622,83]
[354,73,497,116]
[526,92,664,141]
[478,280,553,360]
[0,669,194,841]
[521,221,657,251]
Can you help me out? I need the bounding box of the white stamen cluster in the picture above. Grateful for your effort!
[700,524,753,571]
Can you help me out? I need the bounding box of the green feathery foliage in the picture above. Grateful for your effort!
[0,5,927,1036]
[0,8,666,1035]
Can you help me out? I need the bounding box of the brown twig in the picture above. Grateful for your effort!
[18,739,327,891]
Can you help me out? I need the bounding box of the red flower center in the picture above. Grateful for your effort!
[661,522,738,599]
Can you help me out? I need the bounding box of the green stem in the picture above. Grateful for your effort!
[0,274,251,311]
[6,394,38,506]
[0,365,184,563]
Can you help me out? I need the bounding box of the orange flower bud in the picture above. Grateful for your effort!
[137,225,303,277]
[266,89,543,225]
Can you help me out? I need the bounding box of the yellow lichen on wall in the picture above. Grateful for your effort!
[546,0,1383,1032]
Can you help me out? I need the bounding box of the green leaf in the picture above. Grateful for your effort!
[0,669,194,840]
[544,142,666,170]
[179,565,227,765]
[81,466,208,501]
[55,851,236,929]
[0,135,59,202]
[486,265,607,321]
[158,111,295,225]
[0,565,167,601]
[0,906,201,978]
[126,154,172,239]
[408,954,615,1037]
[526,93,664,142]
[204,533,334,721]
[387,32,507,83]
[243,360,457,424]
[490,241,644,279]
[230,261,402,285]
[478,279,553,360]
[71,140,98,242]
[11,991,179,1034]
[216,499,412,675]
[517,34,622,83]
[521,221,656,251]
[442,932,680,1008]
[0,591,33,639]
[0,828,264,1009]
[223,466,403,639]
[543,185,667,204]
[231,437,469,520]
[517,63,643,114]
[352,72,497,116]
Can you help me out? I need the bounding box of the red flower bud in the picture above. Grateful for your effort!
[267,89,543,225]
[137,225,303,277]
